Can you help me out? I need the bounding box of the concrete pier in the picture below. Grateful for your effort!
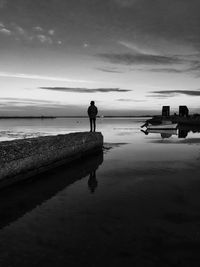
[0,132,103,188]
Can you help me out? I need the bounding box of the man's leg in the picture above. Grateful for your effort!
[89,118,92,132]
[93,118,96,132]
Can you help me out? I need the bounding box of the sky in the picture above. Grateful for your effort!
[1,0,200,116]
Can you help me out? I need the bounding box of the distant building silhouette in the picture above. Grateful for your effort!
[179,106,189,117]
[162,106,170,116]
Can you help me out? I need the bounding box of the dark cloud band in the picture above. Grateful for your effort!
[96,67,123,73]
[151,89,200,97]
[98,53,180,66]
[117,99,145,102]
[40,87,131,93]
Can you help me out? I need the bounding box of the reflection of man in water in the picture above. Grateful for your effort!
[88,171,98,193]
[87,101,98,132]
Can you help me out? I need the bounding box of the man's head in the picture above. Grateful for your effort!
[90,101,95,105]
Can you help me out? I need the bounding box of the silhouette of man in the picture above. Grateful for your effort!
[87,101,98,132]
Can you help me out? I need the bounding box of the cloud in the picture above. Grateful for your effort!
[37,34,53,44]
[111,0,200,55]
[10,23,28,36]
[0,22,11,36]
[0,98,87,116]
[0,97,57,104]
[33,26,55,37]
[116,40,191,72]
[0,72,95,83]
[0,22,59,45]
[117,99,145,102]
[132,56,200,76]
[48,29,55,36]
[98,53,180,66]
[150,89,200,97]
[148,68,185,74]
[0,23,30,41]
[33,26,43,32]
[0,28,11,35]
[187,60,200,75]
[147,94,176,99]
[14,25,26,35]
[0,97,64,108]
[83,42,89,48]
[96,67,123,73]
[40,87,131,93]
[118,41,158,55]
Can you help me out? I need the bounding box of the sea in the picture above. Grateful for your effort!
[0,117,200,266]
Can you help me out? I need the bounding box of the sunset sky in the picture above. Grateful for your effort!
[1,0,200,116]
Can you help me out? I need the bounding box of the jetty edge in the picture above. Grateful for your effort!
[0,132,103,189]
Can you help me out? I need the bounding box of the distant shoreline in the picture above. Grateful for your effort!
[0,115,152,119]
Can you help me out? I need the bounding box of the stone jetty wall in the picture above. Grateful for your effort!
[0,132,103,188]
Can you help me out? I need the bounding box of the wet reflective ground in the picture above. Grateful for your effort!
[1,118,200,266]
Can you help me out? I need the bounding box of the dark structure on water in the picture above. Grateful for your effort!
[179,106,189,117]
[162,106,170,116]
[142,105,200,127]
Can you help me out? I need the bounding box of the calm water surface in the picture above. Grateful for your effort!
[0,118,200,266]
